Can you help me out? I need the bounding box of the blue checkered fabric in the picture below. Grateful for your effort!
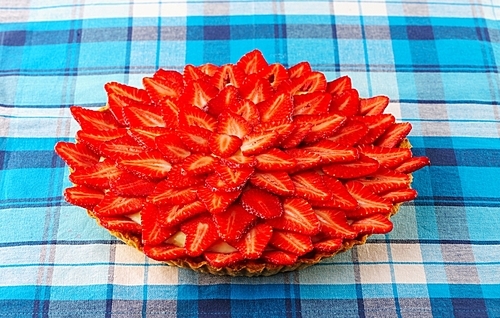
[1,1,499,317]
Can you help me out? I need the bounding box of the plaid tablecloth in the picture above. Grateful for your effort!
[1,1,499,317]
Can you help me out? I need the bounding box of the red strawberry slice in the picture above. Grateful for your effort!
[144,244,186,261]
[178,126,212,153]
[358,95,389,116]
[93,194,144,216]
[381,188,418,203]
[76,128,128,153]
[117,150,172,180]
[215,165,254,191]
[326,75,352,96]
[109,172,157,197]
[358,168,411,194]
[97,216,142,234]
[198,63,219,76]
[158,201,207,228]
[241,188,284,219]
[206,85,242,117]
[204,251,244,268]
[356,114,396,144]
[209,133,242,158]
[267,198,320,235]
[183,64,209,83]
[261,250,298,265]
[99,135,145,160]
[395,156,431,174]
[358,145,412,168]
[256,91,293,123]
[127,127,170,150]
[141,203,178,246]
[292,92,331,116]
[148,182,198,206]
[297,113,346,144]
[280,122,313,149]
[329,88,359,117]
[123,103,167,128]
[107,93,131,125]
[255,148,296,171]
[375,122,412,148]
[180,79,218,110]
[269,231,314,256]
[233,223,273,259]
[303,140,359,164]
[327,120,368,146]
[318,176,358,210]
[240,76,273,104]
[253,120,295,144]
[69,160,125,189]
[212,203,257,242]
[197,185,241,215]
[227,98,260,127]
[210,63,245,89]
[143,76,183,103]
[350,213,393,235]
[64,186,105,209]
[313,238,344,253]
[240,129,279,156]
[345,181,392,217]
[258,63,288,89]
[322,154,380,179]
[219,150,257,169]
[284,149,322,172]
[153,69,184,86]
[217,111,251,139]
[290,71,327,95]
[313,208,357,239]
[288,61,312,79]
[237,49,268,75]
[55,141,99,170]
[181,215,220,256]
[179,105,217,131]
[158,98,181,129]
[290,172,331,201]
[70,106,121,131]
[182,154,216,175]
[249,171,295,196]
[104,82,151,104]
[156,133,191,164]
[164,165,205,189]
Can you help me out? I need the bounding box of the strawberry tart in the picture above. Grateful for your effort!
[55,50,430,276]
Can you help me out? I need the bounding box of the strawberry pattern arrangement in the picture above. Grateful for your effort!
[55,50,430,276]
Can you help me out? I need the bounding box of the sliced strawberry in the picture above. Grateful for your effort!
[358,145,412,168]
[158,97,181,129]
[97,216,142,234]
[329,88,359,117]
[117,150,172,180]
[269,231,313,256]
[252,120,295,144]
[345,181,392,218]
[358,95,389,116]
[204,251,244,268]
[288,61,312,79]
[197,185,240,215]
[358,168,411,194]
[182,154,216,175]
[327,120,368,146]
[216,111,251,139]
[380,188,418,203]
[93,194,144,216]
[350,213,393,235]
[183,64,209,83]
[180,79,219,110]
[153,69,184,86]
[128,127,170,150]
[156,133,191,164]
[109,172,157,197]
[164,165,204,188]
[209,133,242,157]
[284,149,322,172]
[64,186,104,209]
[179,105,217,131]
[258,63,288,89]
[303,140,359,164]
[219,150,257,169]
[105,81,151,104]
[292,92,331,116]
[141,203,178,246]
[177,126,212,153]
[290,172,331,201]
[148,182,198,206]
[249,171,295,196]
[227,98,260,127]
[267,198,320,235]
[206,85,242,117]
[144,244,186,261]
[375,122,412,148]
[280,122,313,149]
[255,148,296,171]
[240,188,283,219]
[69,160,125,189]
[313,208,357,239]
[233,223,273,259]
[322,154,380,179]
[70,106,121,131]
[158,201,207,228]
[212,203,257,242]
[55,141,99,170]
[289,71,327,95]
[76,128,128,153]
[256,91,293,123]
[143,76,183,103]
[240,129,279,156]
[181,215,219,256]
[237,49,268,75]
[198,63,219,76]
[240,76,273,104]
[326,75,352,96]
[107,93,130,125]
[215,165,254,191]
[296,113,346,144]
[98,135,145,160]
[356,114,395,144]
[123,103,167,128]
[261,250,298,266]
[395,156,431,174]
[319,176,358,210]
[313,238,344,254]
[210,63,245,89]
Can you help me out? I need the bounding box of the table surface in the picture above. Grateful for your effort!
[1,1,499,317]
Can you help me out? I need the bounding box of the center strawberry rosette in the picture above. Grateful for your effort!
[55,50,429,276]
